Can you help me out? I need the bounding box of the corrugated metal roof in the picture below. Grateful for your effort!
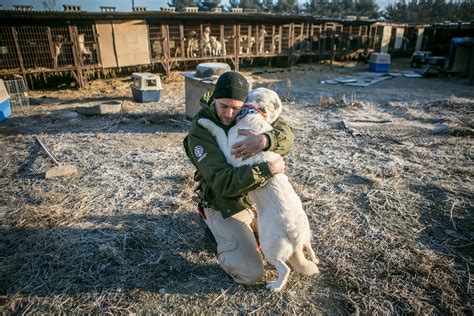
[0,10,378,25]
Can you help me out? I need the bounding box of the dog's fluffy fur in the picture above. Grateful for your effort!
[198,87,319,292]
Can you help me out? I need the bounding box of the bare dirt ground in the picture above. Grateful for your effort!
[1,59,472,314]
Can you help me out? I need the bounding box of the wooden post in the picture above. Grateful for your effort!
[271,25,276,55]
[46,27,57,68]
[11,27,26,75]
[92,23,102,66]
[200,24,203,57]
[318,25,322,53]
[330,31,335,65]
[68,25,85,88]
[247,25,251,55]
[278,26,282,54]
[256,25,259,55]
[220,24,225,56]
[163,24,171,76]
[179,23,185,59]
[289,23,294,65]
[235,24,240,71]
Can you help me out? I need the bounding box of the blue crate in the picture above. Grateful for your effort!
[131,86,161,103]
[0,97,11,122]
[369,62,390,73]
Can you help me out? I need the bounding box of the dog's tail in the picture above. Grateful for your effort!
[288,244,319,276]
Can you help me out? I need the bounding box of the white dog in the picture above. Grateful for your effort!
[198,88,319,292]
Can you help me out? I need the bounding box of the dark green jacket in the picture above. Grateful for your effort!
[183,92,295,218]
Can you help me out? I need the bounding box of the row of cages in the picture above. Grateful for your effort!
[150,22,374,60]
[0,24,99,73]
[0,21,424,75]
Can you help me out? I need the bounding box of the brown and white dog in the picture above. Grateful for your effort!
[198,88,319,292]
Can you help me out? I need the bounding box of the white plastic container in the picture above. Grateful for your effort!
[131,72,163,102]
[0,80,11,122]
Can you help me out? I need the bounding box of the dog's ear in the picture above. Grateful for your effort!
[269,91,282,123]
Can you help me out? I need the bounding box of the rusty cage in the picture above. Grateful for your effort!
[0,10,428,88]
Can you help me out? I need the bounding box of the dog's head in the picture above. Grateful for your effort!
[244,88,282,124]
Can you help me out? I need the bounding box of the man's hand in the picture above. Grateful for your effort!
[268,156,285,175]
[231,129,268,160]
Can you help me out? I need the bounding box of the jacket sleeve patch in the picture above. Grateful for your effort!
[194,145,207,162]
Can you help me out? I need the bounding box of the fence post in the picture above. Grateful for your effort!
[289,23,294,65]
[234,24,240,71]
[92,23,102,67]
[11,26,27,87]
[46,27,57,69]
[68,25,85,88]
[162,24,171,77]
[180,23,185,59]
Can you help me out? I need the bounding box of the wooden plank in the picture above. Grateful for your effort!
[91,23,102,66]
[46,27,57,69]
[271,25,275,55]
[179,23,185,58]
[235,24,240,70]
[11,26,25,73]
[278,25,282,54]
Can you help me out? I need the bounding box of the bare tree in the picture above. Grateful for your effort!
[275,0,299,14]
[43,0,57,11]
[383,0,473,23]
[229,0,265,10]
[169,0,198,10]
[198,0,221,11]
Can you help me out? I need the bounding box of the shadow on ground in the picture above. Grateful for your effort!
[0,213,226,297]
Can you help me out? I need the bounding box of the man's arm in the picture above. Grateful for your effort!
[187,125,276,198]
[263,117,295,156]
[232,117,295,159]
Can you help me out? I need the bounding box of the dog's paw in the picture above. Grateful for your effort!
[266,281,283,292]
[197,118,211,128]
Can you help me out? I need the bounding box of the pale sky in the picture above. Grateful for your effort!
[1,0,395,11]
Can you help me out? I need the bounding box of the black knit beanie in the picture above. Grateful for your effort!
[212,71,249,102]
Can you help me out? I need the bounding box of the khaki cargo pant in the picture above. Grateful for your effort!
[204,207,264,285]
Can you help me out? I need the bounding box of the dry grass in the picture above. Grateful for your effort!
[0,61,472,314]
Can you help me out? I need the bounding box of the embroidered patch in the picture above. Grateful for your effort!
[194,146,204,158]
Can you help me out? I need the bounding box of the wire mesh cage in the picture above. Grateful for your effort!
[239,24,255,55]
[148,23,164,60]
[208,24,223,57]
[183,24,202,58]
[50,25,74,68]
[223,25,235,57]
[311,24,323,53]
[168,24,181,58]
[200,24,213,57]
[0,26,20,72]
[256,24,273,55]
[16,26,53,70]
[294,24,309,53]
[76,24,99,66]
[4,78,29,107]
[280,25,291,54]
